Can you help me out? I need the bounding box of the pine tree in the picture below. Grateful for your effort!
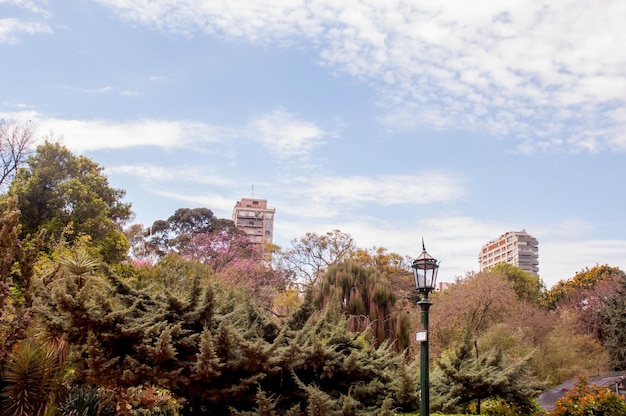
[431,331,544,414]
[38,254,419,415]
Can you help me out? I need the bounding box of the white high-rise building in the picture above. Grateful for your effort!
[478,230,539,275]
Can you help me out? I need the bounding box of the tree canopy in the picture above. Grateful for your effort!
[145,207,236,257]
[8,141,131,262]
[37,254,419,415]
[316,260,411,351]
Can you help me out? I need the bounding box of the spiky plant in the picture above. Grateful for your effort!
[57,250,99,287]
[0,340,61,416]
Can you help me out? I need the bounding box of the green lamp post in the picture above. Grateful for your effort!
[411,240,440,416]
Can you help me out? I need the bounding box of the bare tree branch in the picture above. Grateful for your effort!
[0,120,36,192]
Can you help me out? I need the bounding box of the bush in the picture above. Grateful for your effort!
[551,375,626,416]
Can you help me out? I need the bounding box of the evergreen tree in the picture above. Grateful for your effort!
[431,332,544,414]
[38,254,419,415]
[597,273,626,370]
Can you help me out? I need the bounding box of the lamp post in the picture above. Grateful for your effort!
[411,239,440,416]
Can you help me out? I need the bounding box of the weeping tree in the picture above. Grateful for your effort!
[37,254,420,415]
[316,260,411,351]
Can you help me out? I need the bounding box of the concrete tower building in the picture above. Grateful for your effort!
[232,198,276,245]
[478,230,539,275]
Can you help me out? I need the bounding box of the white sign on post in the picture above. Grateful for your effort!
[415,330,428,343]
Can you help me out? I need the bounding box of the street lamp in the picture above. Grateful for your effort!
[411,239,440,416]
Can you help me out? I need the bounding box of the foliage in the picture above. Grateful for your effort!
[144,207,235,257]
[0,339,63,416]
[274,229,356,289]
[349,246,415,301]
[180,231,286,308]
[490,263,545,304]
[550,375,626,416]
[8,141,131,263]
[37,253,419,415]
[113,385,181,416]
[596,273,626,370]
[0,196,44,372]
[0,120,35,192]
[57,385,116,416]
[531,309,608,385]
[316,260,411,351]
[431,332,545,414]
[545,265,625,310]
[428,270,519,357]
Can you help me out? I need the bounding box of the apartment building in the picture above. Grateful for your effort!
[232,198,276,245]
[478,230,539,275]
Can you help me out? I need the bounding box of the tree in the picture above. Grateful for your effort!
[274,229,356,289]
[350,246,415,302]
[0,196,44,372]
[490,263,545,303]
[0,120,35,192]
[431,332,545,414]
[428,270,519,357]
[181,231,287,309]
[8,141,131,263]
[37,254,420,415]
[145,208,235,256]
[545,264,625,310]
[597,273,626,370]
[316,260,411,351]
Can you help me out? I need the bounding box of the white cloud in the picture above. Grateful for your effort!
[1,111,220,153]
[3,111,328,158]
[248,109,327,158]
[306,172,464,206]
[0,17,51,43]
[95,0,626,153]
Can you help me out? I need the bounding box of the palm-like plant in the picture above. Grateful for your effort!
[0,340,61,416]
[57,250,100,287]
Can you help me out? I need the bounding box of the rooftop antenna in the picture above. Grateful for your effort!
[251,184,254,198]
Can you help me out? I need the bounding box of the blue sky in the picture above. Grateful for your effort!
[2,0,625,287]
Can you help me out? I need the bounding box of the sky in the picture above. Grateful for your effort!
[2,0,626,288]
